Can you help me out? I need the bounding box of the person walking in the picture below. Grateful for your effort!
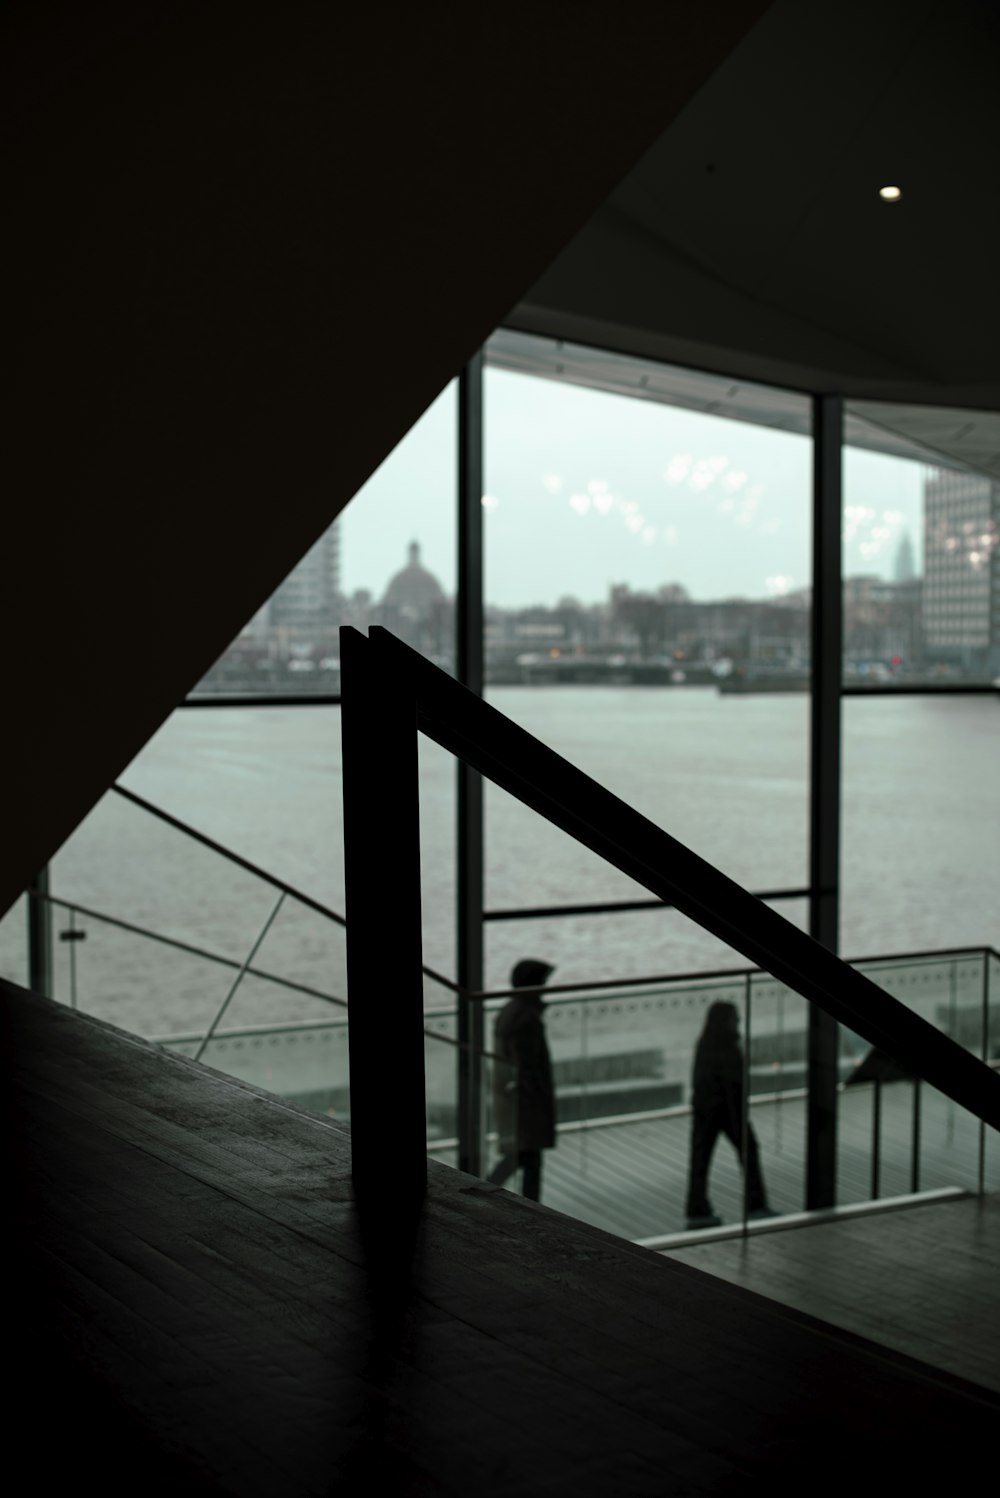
[685,999,775,1229]
[486,958,556,1202]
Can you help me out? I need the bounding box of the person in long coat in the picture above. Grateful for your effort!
[486,958,556,1202]
[685,999,773,1228]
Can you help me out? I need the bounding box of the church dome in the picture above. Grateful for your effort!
[381,541,446,614]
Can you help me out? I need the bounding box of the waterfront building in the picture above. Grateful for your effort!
[923,469,1000,676]
[843,573,923,673]
[268,518,342,635]
[378,540,452,663]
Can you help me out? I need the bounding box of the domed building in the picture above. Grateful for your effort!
[379,541,452,664]
[382,541,445,615]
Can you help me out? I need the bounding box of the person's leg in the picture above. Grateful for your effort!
[720,1114,769,1213]
[686,1111,720,1220]
[742,1124,769,1212]
[519,1149,542,1202]
[487,1153,519,1187]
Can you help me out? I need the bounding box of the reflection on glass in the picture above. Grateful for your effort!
[843,410,1000,687]
[484,331,811,901]
[190,381,457,696]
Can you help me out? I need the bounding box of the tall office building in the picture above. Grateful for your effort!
[923,469,1000,674]
[268,518,342,633]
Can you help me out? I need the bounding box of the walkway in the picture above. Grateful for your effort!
[433,1082,1000,1241]
[670,1194,1000,1395]
[6,977,999,1496]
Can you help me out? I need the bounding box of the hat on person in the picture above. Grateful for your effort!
[511,958,555,990]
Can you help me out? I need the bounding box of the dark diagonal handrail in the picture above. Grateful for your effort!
[347,627,1000,1152]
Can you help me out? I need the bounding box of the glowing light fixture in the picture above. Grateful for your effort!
[879,185,902,201]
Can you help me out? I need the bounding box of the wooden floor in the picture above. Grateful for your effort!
[6,976,1000,1497]
[669,1193,1000,1395]
[431,1083,1000,1242]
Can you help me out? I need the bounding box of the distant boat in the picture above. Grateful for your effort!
[718,666,809,694]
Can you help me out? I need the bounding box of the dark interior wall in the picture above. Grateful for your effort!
[4,3,773,917]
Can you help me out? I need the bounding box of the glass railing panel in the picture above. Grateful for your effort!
[838,951,991,1205]
[423,971,458,1147]
[913,1081,982,1194]
[747,974,808,1219]
[482,1050,519,1184]
[481,974,751,1238]
[159,1009,352,1122]
[52,909,240,1037]
[853,951,988,1050]
[0,894,29,988]
[48,789,292,1028]
[222,892,348,1025]
[468,946,998,1242]
[985,952,1000,1192]
[122,706,456,1014]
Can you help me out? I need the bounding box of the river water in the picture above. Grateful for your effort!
[2,689,997,1040]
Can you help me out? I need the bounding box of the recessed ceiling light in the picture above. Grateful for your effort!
[879,185,902,201]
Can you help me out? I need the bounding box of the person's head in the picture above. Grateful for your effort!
[702,1000,740,1040]
[511,958,555,994]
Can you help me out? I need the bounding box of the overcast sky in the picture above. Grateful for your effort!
[341,369,925,608]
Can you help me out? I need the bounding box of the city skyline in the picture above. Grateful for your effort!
[339,371,929,609]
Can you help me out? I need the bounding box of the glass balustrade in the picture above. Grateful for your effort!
[0,893,29,988]
[471,946,998,1242]
[6,779,996,1237]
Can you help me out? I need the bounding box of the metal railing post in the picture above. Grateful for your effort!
[457,350,485,1176]
[341,627,427,1210]
[742,974,751,1233]
[28,865,53,998]
[871,1080,882,1200]
[979,952,989,1195]
[910,1079,922,1194]
[807,393,843,1210]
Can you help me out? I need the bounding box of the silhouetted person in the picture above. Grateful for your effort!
[685,1000,774,1229]
[487,959,556,1202]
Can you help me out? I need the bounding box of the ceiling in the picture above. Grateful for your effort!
[509,0,1000,476]
[486,328,1000,477]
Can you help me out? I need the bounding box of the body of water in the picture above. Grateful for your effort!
[2,689,996,1040]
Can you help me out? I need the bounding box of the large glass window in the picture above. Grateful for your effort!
[843,408,1000,687]
[33,382,459,1039]
[841,695,1000,958]
[483,332,813,968]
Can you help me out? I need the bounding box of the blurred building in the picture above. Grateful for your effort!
[923,470,1000,675]
[268,520,342,633]
[378,541,453,665]
[844,574,923,671]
